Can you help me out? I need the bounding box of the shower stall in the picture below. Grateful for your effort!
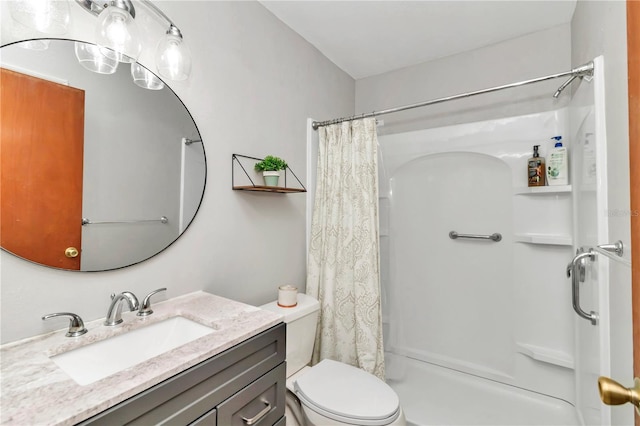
[375,56,629,425]
[378,108,578,425]
[308,56,632,425]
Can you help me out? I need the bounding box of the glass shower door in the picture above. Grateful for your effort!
[570,55,634,426]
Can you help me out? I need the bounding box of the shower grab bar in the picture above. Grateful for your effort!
[449,231,502,242]
[82,216,168,225]
[566,248,598,325]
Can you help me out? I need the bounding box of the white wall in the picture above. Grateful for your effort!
[572,2,630,254]
[356,24,572,135]
[571,2,633,425]
[0,1,354,344]
[379,110,577,402]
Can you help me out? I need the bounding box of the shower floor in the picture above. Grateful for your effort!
[385,352,579,426]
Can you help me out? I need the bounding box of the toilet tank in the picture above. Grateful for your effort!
[259,293,320,377]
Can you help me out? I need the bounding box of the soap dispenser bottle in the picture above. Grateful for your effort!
[527,145,546,187]
[547,136,568,185]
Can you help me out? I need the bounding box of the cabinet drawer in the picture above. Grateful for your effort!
[217,363,285,426]
[191,409,216,426]
[79,323,285,426]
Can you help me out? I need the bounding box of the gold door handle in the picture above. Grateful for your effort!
[598,376,640,412]
[65,247,79,258]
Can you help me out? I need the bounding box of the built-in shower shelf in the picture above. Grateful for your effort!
[513,185,572,195]
[516,343,574,369]
[514,233,573,246]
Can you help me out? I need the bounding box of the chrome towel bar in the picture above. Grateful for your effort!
[82,216,168,225]
[449,230,502,242]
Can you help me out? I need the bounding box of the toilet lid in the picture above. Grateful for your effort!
[294,359,400,426]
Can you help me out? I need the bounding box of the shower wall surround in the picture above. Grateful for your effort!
[378,109,576,402]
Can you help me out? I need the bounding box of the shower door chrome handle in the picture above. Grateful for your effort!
[566,248,598,325]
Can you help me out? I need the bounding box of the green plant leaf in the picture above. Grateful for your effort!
[254,155,288,171]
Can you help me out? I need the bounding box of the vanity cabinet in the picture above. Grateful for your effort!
[78,323,286,426]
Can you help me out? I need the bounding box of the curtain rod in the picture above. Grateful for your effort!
[311,61,594,130]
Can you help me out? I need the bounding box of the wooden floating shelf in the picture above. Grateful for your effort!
[513,185,572,195]
[233,185,306,193]
[232,154,307,194]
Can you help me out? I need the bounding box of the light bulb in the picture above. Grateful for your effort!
[75,42,119,74]
[155,27,191,81]
[131,63,165,90]
[9,0,70,35]
[96,2,141,63]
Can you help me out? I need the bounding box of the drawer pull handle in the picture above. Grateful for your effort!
[242,400,271,425]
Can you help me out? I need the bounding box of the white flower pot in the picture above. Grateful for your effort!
[263,170,280,187]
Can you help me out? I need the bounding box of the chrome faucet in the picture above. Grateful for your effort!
[104,291,140,326]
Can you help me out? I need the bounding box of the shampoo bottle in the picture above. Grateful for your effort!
[527,145,546,186]
[547,136,568,186]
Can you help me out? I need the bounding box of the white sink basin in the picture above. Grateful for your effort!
[50,316,215,385]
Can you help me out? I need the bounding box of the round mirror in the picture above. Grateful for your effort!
[1,39,206,271]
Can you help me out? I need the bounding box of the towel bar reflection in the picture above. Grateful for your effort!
[82,216,168,226]
[449,231,502,242]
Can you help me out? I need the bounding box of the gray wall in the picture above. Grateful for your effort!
[356,24,572,135]
[0,1,354,343]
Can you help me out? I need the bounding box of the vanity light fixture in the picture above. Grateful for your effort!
[75,41,119,74]
[77,0,192,81]
[9,0,70,35]
[95,0,142,64]
[155,25,191,81]
[131,62,165,90]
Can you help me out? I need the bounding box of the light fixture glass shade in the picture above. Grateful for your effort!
[74,42,119,74]
[20,39,51,51]
[9,0,70,35]
[155,30,192,81]
[95,3,142,64]
[131,63,165,91]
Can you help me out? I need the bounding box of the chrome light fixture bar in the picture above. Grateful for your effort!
[76,0,191,81]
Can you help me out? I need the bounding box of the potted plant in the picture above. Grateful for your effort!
[254,155,287,187]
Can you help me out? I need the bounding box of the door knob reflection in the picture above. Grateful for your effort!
[65,247,79,258]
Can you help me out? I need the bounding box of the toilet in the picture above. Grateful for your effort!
[260,293,406,426]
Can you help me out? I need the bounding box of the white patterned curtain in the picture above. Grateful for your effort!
[306,118,384,379]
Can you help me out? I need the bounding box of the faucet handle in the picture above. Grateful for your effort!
[137,288,167,316]
[42,312,88,337]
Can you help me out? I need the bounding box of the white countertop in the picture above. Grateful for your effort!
[0,291,283,425]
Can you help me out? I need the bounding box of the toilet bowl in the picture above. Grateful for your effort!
[260,294,406,426]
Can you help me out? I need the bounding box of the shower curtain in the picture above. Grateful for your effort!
[307,118,385,379]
